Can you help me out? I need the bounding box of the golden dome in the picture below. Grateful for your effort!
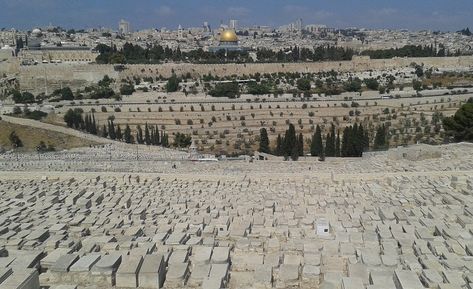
[220,29,238,42]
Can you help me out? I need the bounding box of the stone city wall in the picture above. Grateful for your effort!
[14,55,473,94]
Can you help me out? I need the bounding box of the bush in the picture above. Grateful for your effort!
[53,87,74,100]
[173,132,192,147]
[24,110,47,120]
[297,78,311,91]
[364,78,379,90]
[12,90,35,104]
[209,82,239,98]
[120,84,135,95]
[9,131,23,148]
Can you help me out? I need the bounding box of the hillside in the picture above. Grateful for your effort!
[0,120,98,152]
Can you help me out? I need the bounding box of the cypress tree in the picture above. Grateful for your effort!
[310,132,316,156]
[145,123,151,145]
[79,114,85,131]
[150,126,155,145]
[357,125,365,156]
[161,133,169,147]
[319,141,325,161]
[276,134,282,156]
[137,125,144,144]
[290,142,299,161]
[363,129,370,151]
[283,124,296,158]
[155,125,160,145]
[259,128,270,153]
[335,131,340,157]
[84,114,89,132]
[374,124,387,150]
[342,126,350,157]
[108,120,116,140]
[328,124,336,157]
[298,133,304,156]
[311,124,323,156]
[325,133,331,157]
[124,124,132,143]
[92,114,97,135]
[352,123,359,157]
[116,124,123,141]
[101,124,108,138]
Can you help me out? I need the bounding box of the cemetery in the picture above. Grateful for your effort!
[0,142,473,288]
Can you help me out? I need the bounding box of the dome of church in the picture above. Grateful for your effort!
[220,29,238,42]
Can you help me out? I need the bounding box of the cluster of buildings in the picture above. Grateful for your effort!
[0,18,472,66]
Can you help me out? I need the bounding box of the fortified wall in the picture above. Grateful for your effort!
[121,56,473,79]
[12,55,473,94]
[16,64,117,95]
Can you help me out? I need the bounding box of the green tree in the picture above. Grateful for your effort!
[123,124,132,143]
[344,78,362,92]
[136,125,144,144]
[298,133,304,156]
[120,84,135,95]
[443,99,473,141]
[364,78,379,90]
[310,124,323,157]
[173,133,192,148]
[12,91,35,103]
[209,82,239,98]
[101,124,108,138]
[413,80,423,91]
[144,123,151,145]
[63,108,84,129]
[60,87,74,100]
[275,134,283,156]
[259,128,270,153]
[108,120,116,140]
[325,124,336,157]
[283,123,297,159]
[373,124,388,150]
[296,78,311,91]
[335,131,341,157]
[166,74,180,92]
[116,124,123,141]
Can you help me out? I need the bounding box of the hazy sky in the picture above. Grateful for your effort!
[1,0,472,31]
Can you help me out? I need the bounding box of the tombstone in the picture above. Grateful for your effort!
[211,247,229,264]
[254,264,273,288]
[1,269,40,289]
[116,255,144,288]
[164,262,189,288]
[316,218,330,236]
[90,254,122,287]
[187,264,211,287]
[138,254,165,288]
[394,270,424,289]
[49,254,80,284]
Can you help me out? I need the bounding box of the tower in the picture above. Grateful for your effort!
[178,24,183,39]
[229,20,238,30]
[119,19,130,35]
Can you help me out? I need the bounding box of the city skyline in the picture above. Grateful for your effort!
[1,0,473,31]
